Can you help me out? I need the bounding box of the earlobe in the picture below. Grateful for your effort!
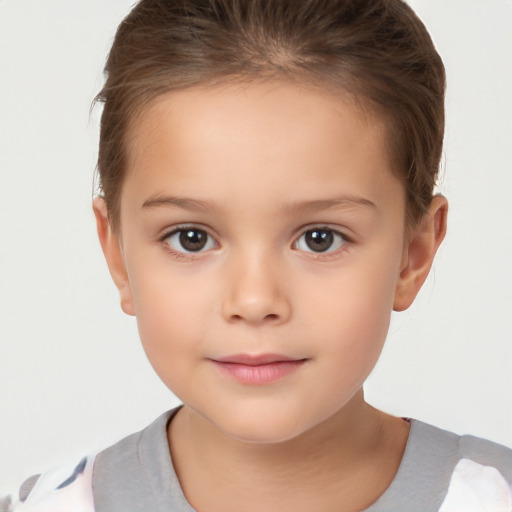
[393,195,448,311]
[93,197,135,316]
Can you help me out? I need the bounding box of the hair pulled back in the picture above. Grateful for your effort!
[96,0,445,229]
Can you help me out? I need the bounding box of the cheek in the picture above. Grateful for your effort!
[308,254,401,364]
[127,265,211,381]
[302,282,393,412]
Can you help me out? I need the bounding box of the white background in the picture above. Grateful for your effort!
[1,0,511,492]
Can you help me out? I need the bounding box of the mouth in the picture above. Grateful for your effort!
[209,354,307,385]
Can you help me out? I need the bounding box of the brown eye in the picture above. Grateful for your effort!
[296,228,346,253]
[179,229,207,251]
[305,230,333,252]
[164,228,216,253]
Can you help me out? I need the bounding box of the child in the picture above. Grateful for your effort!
[2,0,511,510]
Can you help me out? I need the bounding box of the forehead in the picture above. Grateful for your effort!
[121,80,403,213]
[129,80,382,137]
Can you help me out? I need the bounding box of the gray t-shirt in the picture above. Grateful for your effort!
[6,408,512,511]
[92,408,512,511]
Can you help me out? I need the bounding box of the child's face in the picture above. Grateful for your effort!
[100,81,413,443]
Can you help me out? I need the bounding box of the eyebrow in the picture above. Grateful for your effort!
[142,195,219,212]
[141,194,376,214]
[284,196,377,215]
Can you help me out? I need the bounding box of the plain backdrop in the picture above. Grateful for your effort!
[0,0,511,492]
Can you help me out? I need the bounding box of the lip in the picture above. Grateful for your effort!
[209,354,307,385]
[214,353,301,365]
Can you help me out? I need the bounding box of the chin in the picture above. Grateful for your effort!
[208,407,316,445]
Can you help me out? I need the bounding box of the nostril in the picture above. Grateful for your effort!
[222,288,292,325]
[229,312,280,324]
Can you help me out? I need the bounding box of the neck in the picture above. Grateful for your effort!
[167,392,410,512]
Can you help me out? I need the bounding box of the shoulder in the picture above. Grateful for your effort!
[457,431,512,480]
[411,421,512,511]
[1,408,180,512]
[443,433,512,511]
[92,409,185,512]
[411,420,512,479]
[1,456,96,512]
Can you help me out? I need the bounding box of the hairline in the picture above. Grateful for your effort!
[100,72,408,233]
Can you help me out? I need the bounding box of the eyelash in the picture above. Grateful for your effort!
[158,225,351,260]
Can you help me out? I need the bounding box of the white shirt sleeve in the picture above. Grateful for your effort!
[439,458,512,512]
[7,456,96,512]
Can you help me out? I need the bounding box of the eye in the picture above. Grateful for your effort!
[163,227,217,253]
[295,228,347,253]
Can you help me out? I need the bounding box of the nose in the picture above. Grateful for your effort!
[221,251,292,326]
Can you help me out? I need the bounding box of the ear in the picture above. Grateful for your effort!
[93,197,135,316]
[393,195,448,311]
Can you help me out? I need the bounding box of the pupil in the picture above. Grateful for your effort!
[305,230,333,252]
[179,229,207,251]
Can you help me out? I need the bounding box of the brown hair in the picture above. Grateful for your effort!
[95,0,445,229]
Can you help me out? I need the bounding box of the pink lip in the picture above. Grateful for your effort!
[210,354,307,385]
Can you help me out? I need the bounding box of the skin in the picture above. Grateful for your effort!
[94,81,447,511]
